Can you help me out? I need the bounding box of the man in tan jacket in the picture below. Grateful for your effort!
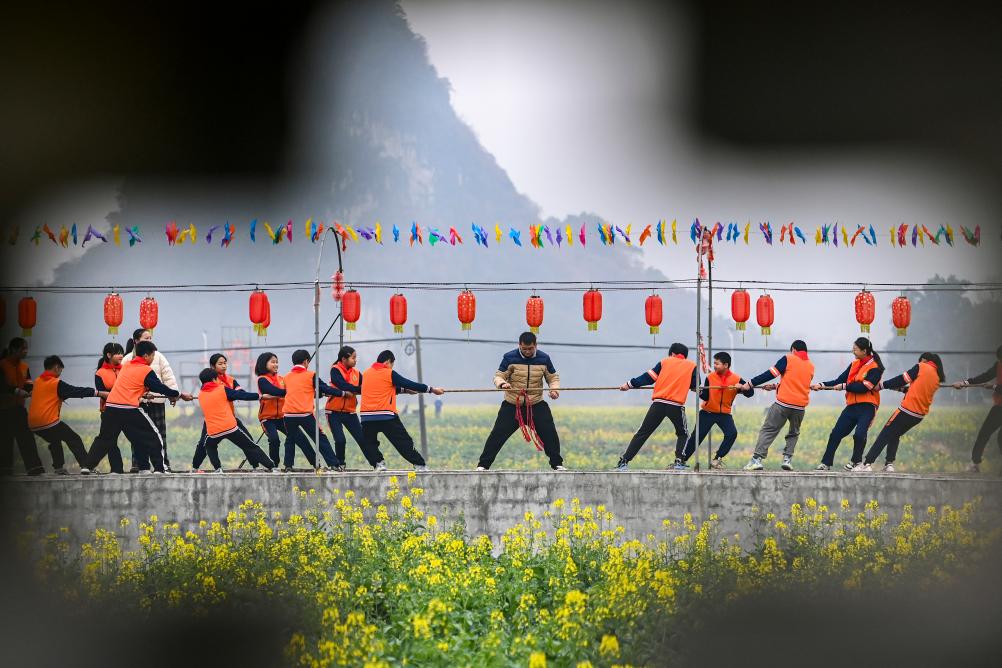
[476,332,566,470]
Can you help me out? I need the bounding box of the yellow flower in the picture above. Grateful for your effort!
[599,634,620,658]
[528,652,547,668]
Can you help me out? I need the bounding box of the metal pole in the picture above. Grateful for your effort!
[706,256,713,470]
[693,241,702,471]
[414,323,428,460]
[313,230,330,472]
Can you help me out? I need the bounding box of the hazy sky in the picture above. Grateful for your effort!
[401,0,999,328]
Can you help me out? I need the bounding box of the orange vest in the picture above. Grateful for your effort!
[900,361,940,417]
[326,363,359,413]
[95,363,119,412]
[106,358,153,408]
[218,373,238,416]
[359,364,397,417]
[27,372,62,430]
[776,353,814,409]
[198,382,238,436]
[846,356,881,407]
[0,358,29,409]
[652,356,696,405]
[702,370,741,414]
[282,366,317,416]
[257,373,285,421]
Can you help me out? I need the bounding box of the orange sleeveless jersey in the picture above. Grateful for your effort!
[282,366,317,416]
[95,364,119,412]
[326,363,359,413]
[702,370,741,414]
[27,372,62,430]
[651,356,696,405]
[775,353,814,409]
[106,359,153,408]
[846,356,880,407]
[0,358,29,409]
[359,364,397,417]
[257,373,285,421]
[198,382,238,436]
[899,361,940,417]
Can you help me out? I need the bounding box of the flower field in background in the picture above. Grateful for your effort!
[24,475,1000,667]
[55,405,989,473]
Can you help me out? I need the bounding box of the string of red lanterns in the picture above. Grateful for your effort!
[2,287,921,340]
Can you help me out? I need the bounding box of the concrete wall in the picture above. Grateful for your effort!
[3,471,1001,549]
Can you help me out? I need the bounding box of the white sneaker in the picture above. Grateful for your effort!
[882,463,896,473]
[968,462,980,473]
[139,469,153,476]
[743,457,764,471]
[843,462,856,471]
[475,466,486,472]
[79,468,92,475]
[781,456,794,471]
[213,468,224,474]
[554,465,568,471]
[853,463,872,472]
[815,464,831,471]
[415,465,429,472]
[374,462,388,472]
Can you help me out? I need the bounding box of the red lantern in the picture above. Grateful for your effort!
[390,293,407,334]
[731,289,750,331]
[892,295,911,337]
[249,290,270,335]
[342,289,361,331]
[260,299,271,336]
[526,295,544,334]
[756,294,774,336]
[457,290,476,331]
[104,293,123,334]
[645,294,663,335]
[18,297,36,337]
[854,289,875,333]
[583,289,602,331]
[139,297,158,332]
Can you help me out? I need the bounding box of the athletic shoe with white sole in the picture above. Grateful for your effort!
[415,465,429,472]
[374,462,388,472]
[968,463,980,473]
[476,466,486,471]
[853,463,872,472]
[843,462,856,471]
[781,456,794,471]
[744,457,764,471]
[710,458,725,469]
[882,463,896,473]
[815,464,831,471]
[554,465,568,471]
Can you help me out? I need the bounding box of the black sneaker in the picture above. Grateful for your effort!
[129,466,140,474]
[27,466,45,476]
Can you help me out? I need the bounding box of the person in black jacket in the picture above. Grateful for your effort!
[954,345,1002,472]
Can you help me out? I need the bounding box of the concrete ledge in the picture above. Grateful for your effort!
[3,471,1001,549]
